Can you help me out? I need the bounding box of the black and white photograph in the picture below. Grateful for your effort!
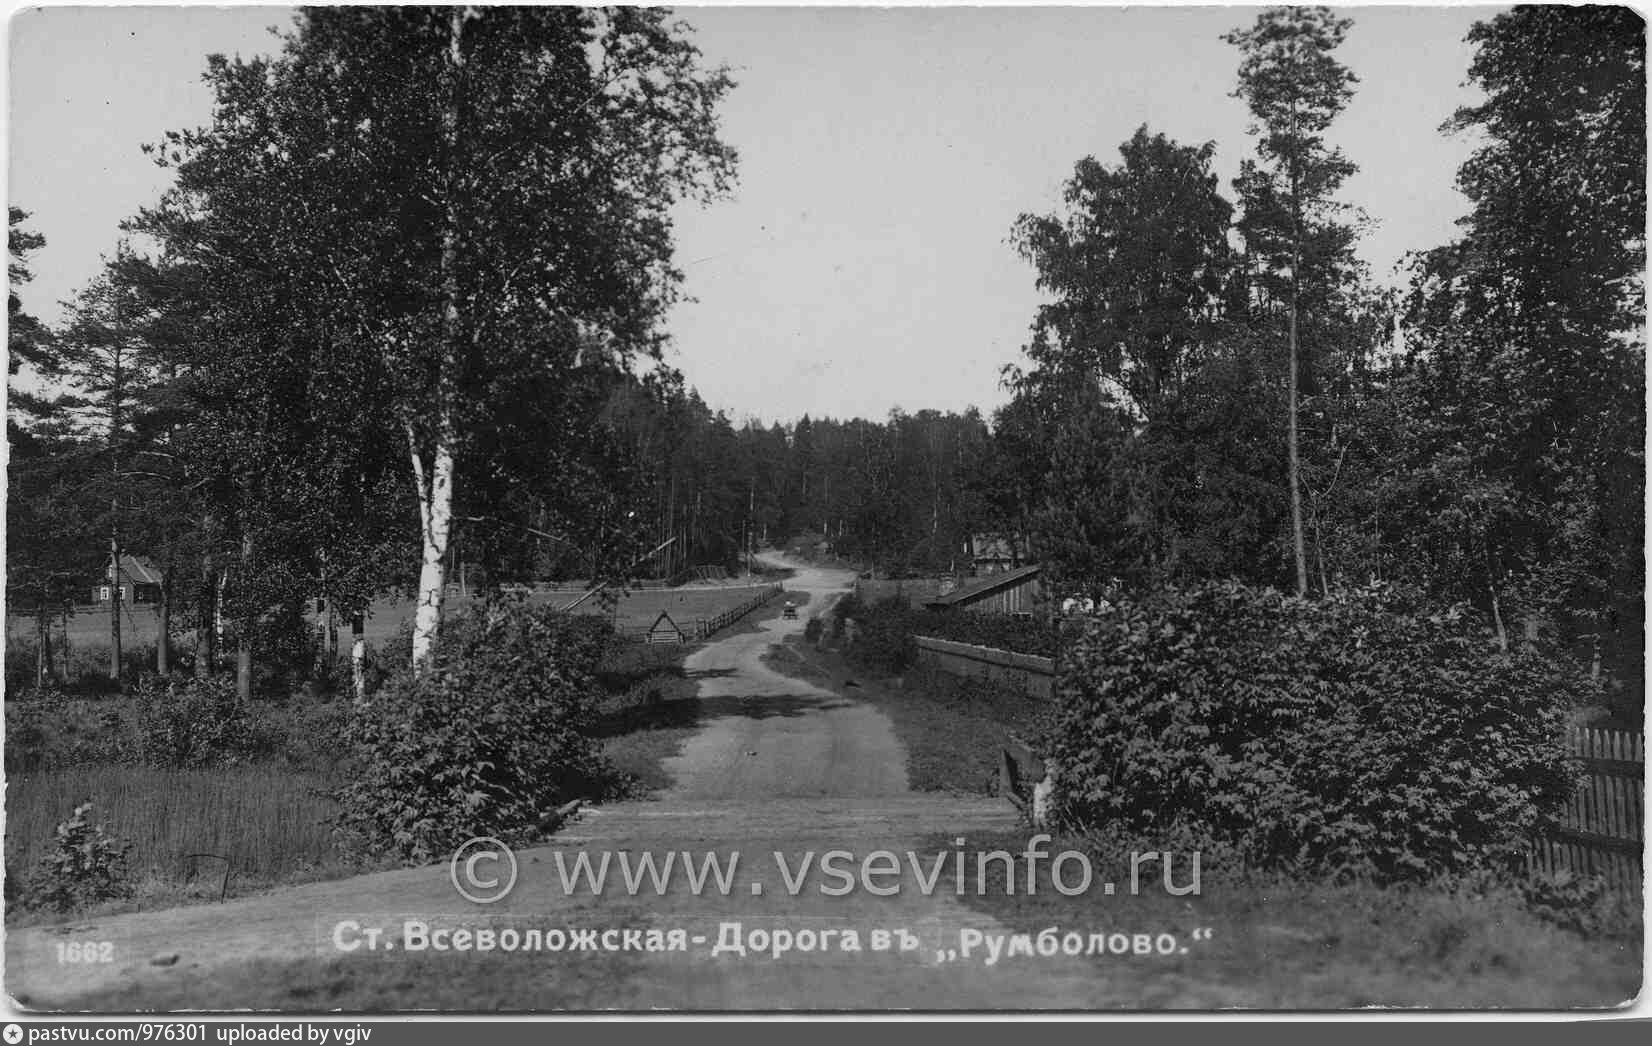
[2,1,1646,1017]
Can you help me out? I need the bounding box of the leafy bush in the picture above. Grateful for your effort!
[1046,582,1586,882]
[4,695,52,772]
[920,610,1056,657]
[26,801,133,912]
[803,617,824,644]
[333,600,617,863]
[5,692,131,770]
[132,675,277,768]
[593,640,683,691]
[1519,870,1642,940]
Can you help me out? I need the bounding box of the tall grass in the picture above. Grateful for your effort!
[6,765,343,892]
[6,635,159,696]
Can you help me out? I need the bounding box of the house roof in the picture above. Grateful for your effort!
[925,564,1041,609]
[106,554,164,585]
[970,534,1021,560]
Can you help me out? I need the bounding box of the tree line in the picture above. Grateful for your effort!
[7,6,1644,712]
[8,7,738,694]
[996,6,1644,707]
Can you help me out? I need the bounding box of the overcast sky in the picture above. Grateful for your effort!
[8,3,1499,424]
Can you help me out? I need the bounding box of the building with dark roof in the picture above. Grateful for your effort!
[967,533,1028,576]
[92,554,165,606]
[924,564,1042,617]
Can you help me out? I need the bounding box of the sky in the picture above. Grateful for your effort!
[7,3,1499,425]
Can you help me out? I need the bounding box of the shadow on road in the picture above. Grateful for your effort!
[593,686,848,740]
[695,693,853,721]
[684,667,739,680]
[592,694,705,739]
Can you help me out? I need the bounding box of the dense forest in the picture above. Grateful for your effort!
[6,6,1644,711]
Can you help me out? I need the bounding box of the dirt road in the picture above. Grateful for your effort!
[665,555,907,798]
[7,554,1113,1011]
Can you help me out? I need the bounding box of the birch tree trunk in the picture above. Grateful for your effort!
[410,439,455,672]
[408,6,466,676]
[350,613,366,702]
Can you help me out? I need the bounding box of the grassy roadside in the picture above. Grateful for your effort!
[595,647,703,795]
[764,628,1643,1008]
[6,632,725,924]
[764,635,1043,795]
[938,825,1644,1008]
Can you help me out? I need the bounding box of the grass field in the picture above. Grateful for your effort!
[5,765,350,917]
[4,617,732,921]
[6,582,780,664]
[8,604,163,647]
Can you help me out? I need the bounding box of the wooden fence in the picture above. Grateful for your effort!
[924,638,1644,887]
[1531,726,1644,889]
[691,584,784,641]
[911,635,1055,700]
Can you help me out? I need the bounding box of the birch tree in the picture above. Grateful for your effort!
[140,6,735,672]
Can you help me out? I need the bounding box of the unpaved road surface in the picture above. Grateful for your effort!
[6,555,1119,1011]
[665,556,907,798]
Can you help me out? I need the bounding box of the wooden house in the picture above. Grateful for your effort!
[924,564,1043,617]
[968,534,1027,576]
[91,554,164,606]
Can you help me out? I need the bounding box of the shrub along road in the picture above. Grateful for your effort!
[5,555,1105,1010]
[7,554,1635,1010]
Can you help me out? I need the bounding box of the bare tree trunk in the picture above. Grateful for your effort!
[1287,193,1309,597]
[108,526,122,684]
[1486,554,1509,654]
[156,576,171,675]
[196,551,216,678]
[236,532,253,703]
[1310,505,1330,598]
[35,604,52,689]
[59,602,71,682]
[236,631,253,702]
[319,555,339,671]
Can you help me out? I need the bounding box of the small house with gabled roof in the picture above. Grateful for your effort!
[92,554,164,606]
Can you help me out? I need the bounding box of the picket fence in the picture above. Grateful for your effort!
[1531,726,1645,889]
